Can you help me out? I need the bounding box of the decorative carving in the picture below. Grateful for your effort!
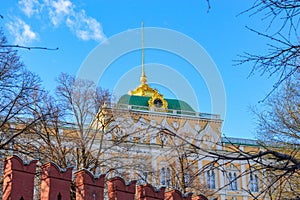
[172,121,179,129]
[195,124,201,132]
[148,92,168,111]
[202,134,215,149]
[129,82,158,97]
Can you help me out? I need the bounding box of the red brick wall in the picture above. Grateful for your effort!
[75,169,105,200]
[40,162,73,200]
[2,155,208,200]
[2,155,37,200]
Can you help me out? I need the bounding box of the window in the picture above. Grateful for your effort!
[228,172,232,190]
[249,174,259,192]
[206,170,216,189]
[143,171,148,182]
[160,167,171,186]
[226,164,239,191]
[160,167,165,185]
[184,173,190,187]
[138,171,148,184]
[228,172,238,190]
[166,167,171,186]
[233,172,238,190]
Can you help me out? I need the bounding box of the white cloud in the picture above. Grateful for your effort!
[48,0,73,26]
[52,0,72,14]
[66,10,106,41]
[18,0,41,17]
[49,0,106,42]
[17,0,106,42]
[7,18,38,45]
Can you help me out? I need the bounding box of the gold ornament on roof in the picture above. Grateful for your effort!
[148,92,168,110]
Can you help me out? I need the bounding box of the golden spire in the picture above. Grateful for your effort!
[140,21,147,85]
[126,22,168,110]
[128,22,158,97]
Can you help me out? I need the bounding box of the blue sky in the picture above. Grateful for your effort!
[0,0,277,139]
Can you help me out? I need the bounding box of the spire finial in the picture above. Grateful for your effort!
[140,21,147,85]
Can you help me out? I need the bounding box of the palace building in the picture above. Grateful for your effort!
[94,25,263,200]
[96,62,261,200]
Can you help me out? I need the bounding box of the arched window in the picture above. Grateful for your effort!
[227,165,239,191]
[160,167,171,186]
[249,174,254,191]
[228,172,233,190]
[206,170,216,189]
[160,167,165,185]
[184,173,190,187]
[166,167,171,187]
[249,174,259,192]
[233,172,238,190]
[254,174,259,192]
[228,172,238,190]
[142,171,148,183]
[211,170,216,189]
[206,171,210,187]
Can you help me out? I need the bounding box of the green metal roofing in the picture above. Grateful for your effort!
[118,95,195,112]
[222,137,259,146]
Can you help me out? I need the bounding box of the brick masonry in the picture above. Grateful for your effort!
[2,155,208,200]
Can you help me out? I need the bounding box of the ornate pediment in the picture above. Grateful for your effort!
[197,123,221,150]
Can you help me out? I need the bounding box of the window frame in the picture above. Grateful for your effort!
[206,169,216,189]
[249,173,259,192]
[226,164,239,191]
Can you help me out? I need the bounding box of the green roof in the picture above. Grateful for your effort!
[118,95,195,112]
[222,137,259,146]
